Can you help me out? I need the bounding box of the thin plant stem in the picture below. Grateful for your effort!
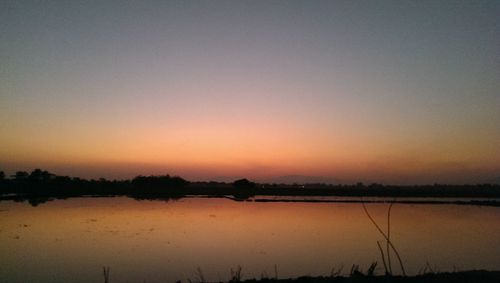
[362,202,406,276]
[376,241,388,275]
[387,203,393,274]
[103,266,110,283]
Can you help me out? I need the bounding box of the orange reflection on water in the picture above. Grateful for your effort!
[0,197,499,283]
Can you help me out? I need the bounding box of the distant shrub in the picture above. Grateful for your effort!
[232,178,255,188]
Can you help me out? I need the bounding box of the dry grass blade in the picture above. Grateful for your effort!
[330,264,344,277]
[376,241,388,275]
[230,265,242,282]
[367,262,378,276]
[387,203,393,274]
[194,267,206,283]
[103,266,110,283]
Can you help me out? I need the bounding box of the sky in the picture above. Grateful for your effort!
[1,0,499,184]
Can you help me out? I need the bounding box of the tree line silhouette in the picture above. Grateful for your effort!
[0,169,499,206]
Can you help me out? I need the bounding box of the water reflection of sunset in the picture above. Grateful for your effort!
[1,198,499,282]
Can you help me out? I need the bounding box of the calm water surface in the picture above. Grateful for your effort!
[1,197,499,283]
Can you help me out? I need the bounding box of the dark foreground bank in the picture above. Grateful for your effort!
[100,270,500,283]
[241,271,500,283]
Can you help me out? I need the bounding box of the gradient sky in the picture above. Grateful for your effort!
[1,0,499,184]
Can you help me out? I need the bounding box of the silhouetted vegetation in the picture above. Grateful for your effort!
[232,178,256,199]
[94,264,500,283]
[362,203,405,276]
[13,171,29,180]
[102,266,500,283]
[236,270,500,283]
[233,178,256,188]
[1,169,500,206]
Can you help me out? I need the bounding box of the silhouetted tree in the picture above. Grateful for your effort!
[132,175,189,192]
[13,171,29,180]
[231,179,256,199]
[233,178,256,188]
[29,169,53,182]
[54,175,71,183]
[0,171,5,181]
[369,183,383,189]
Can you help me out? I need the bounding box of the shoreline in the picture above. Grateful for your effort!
[2,194,500,207]
[2,171,499,206]
[236,270,500,283]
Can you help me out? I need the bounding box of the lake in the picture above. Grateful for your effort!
[1,197,499,282]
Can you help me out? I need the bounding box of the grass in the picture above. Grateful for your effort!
[230,266,243,282]
[103,266,110,283]
[101,265,500,283]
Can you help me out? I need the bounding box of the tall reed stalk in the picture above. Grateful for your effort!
[103,266,110,283]
[361,202,406,276]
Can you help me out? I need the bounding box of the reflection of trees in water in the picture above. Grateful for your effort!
[1,168,500,208]
[130,195,183,202]
[28,197,54,207]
